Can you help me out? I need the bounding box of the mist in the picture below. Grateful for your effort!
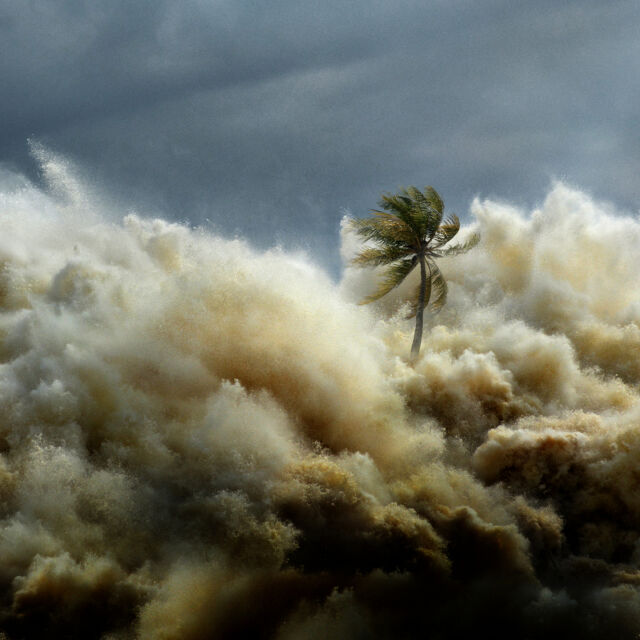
[0,151,640,638]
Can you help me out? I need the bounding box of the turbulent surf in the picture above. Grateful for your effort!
[0,152,639,638]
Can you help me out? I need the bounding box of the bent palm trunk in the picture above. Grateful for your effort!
[410,255,427,360]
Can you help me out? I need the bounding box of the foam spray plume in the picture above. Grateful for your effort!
[1,152,640,638]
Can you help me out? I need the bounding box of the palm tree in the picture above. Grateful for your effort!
[350,186,479,360]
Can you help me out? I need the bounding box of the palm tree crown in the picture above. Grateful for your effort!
[350,186,479,359]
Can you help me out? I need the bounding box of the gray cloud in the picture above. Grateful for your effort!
[2,0,639,272]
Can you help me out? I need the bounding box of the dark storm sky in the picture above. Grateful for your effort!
[1,0,639,272]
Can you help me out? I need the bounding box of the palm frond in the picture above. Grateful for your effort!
[365,186,448,245]
[351,244,414,267]
[349,216,416,246]
[406,186,441,239]
[378,192,410,216]
[428,260,448,311]
[431,214,460,248]
[367,209,422,250]
[436,232,480,257]
[415,187,443,239]
[377,192,421,237]
[424,186,444,215]
[359,256,417,305]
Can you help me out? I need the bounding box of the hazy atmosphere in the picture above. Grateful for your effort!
[2,0,640,270]
[1,2,640,639]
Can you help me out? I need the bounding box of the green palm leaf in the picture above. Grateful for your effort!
[378,192,422,239]
[406,186,439,239]
[350,216,416,246]
[427,260,448,311]
[359,257,417,304]
[436,233,480,256]
[431,214,460,248]
[424,186,444,215]
[352,244,414,267]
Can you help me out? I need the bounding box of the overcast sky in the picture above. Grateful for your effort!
[2,0,639,273]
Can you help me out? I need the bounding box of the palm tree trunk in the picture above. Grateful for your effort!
[410,255,427,360]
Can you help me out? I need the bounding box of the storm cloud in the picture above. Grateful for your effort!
[2,1,639,271]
